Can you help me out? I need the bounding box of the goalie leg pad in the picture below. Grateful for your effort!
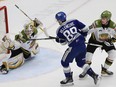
[8,53,25,69]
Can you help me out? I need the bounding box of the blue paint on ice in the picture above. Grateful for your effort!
[0,47,62,83]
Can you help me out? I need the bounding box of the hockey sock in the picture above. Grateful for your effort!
[64,72,72,78]
[104,58,113,69]
[63,67,72,78]
[87,68,96,77]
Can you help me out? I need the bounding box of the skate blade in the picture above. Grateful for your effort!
[95,76,102,86]
[101,74,113,77]
[60,82,74,86]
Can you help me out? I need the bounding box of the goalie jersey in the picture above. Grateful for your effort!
[15,26,38,51]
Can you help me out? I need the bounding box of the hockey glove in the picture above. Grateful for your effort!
[33,18,43,27]
[104,38,114,46]
[55,37,66,43]
[49,36,57,39]
[111,37,116,42]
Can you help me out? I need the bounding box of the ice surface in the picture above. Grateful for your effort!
[0,47,61,83]
[0,0,116,87]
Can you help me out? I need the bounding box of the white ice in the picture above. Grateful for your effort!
[0,0,116,87]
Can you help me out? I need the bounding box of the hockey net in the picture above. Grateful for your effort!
[0,6,9,41]
[0,6,10,55]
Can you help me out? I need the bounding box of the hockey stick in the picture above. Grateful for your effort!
[15,5,32,21]
[29,37,57,40]
[15,4,44,32]
[85,42,102,47]
[30,38,56,40]
[30,37,102,47]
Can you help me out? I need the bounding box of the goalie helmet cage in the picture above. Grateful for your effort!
[0,6,9,40]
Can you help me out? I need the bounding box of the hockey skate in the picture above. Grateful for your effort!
[79,71,88,79]
[101,65,113,76]
[60,72,74,86]
[92,74,101,85]
[0,62,9,74]
[79,63,92,79]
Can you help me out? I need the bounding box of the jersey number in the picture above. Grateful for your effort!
[63,27,77,42]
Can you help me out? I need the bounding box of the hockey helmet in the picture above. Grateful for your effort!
[24,22,34,36]
[101,10,112,20]
[55,11,66,22]
[24,21,35,29]
[24,28,33,36]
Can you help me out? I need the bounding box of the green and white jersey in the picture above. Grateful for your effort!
[89,19,116,42]
[15,28,38,51]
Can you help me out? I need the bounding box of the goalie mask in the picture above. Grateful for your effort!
[24,21,34,36]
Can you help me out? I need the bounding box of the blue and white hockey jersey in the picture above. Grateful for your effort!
[56,19,88,47]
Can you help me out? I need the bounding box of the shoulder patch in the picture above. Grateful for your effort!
[94,19,102,27]
[109,20,116,28]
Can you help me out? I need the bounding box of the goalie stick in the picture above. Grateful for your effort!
[15,5,32,21]
[15,4,44,32]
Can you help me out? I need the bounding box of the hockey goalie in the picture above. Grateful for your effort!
[0,20,41,74]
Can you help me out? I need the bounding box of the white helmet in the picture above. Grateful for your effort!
[24,21,34,36]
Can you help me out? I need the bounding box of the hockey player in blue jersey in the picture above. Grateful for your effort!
[55,12,100,85]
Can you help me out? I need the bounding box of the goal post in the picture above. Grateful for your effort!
[0,6,9,40]
[0,6,10,54]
